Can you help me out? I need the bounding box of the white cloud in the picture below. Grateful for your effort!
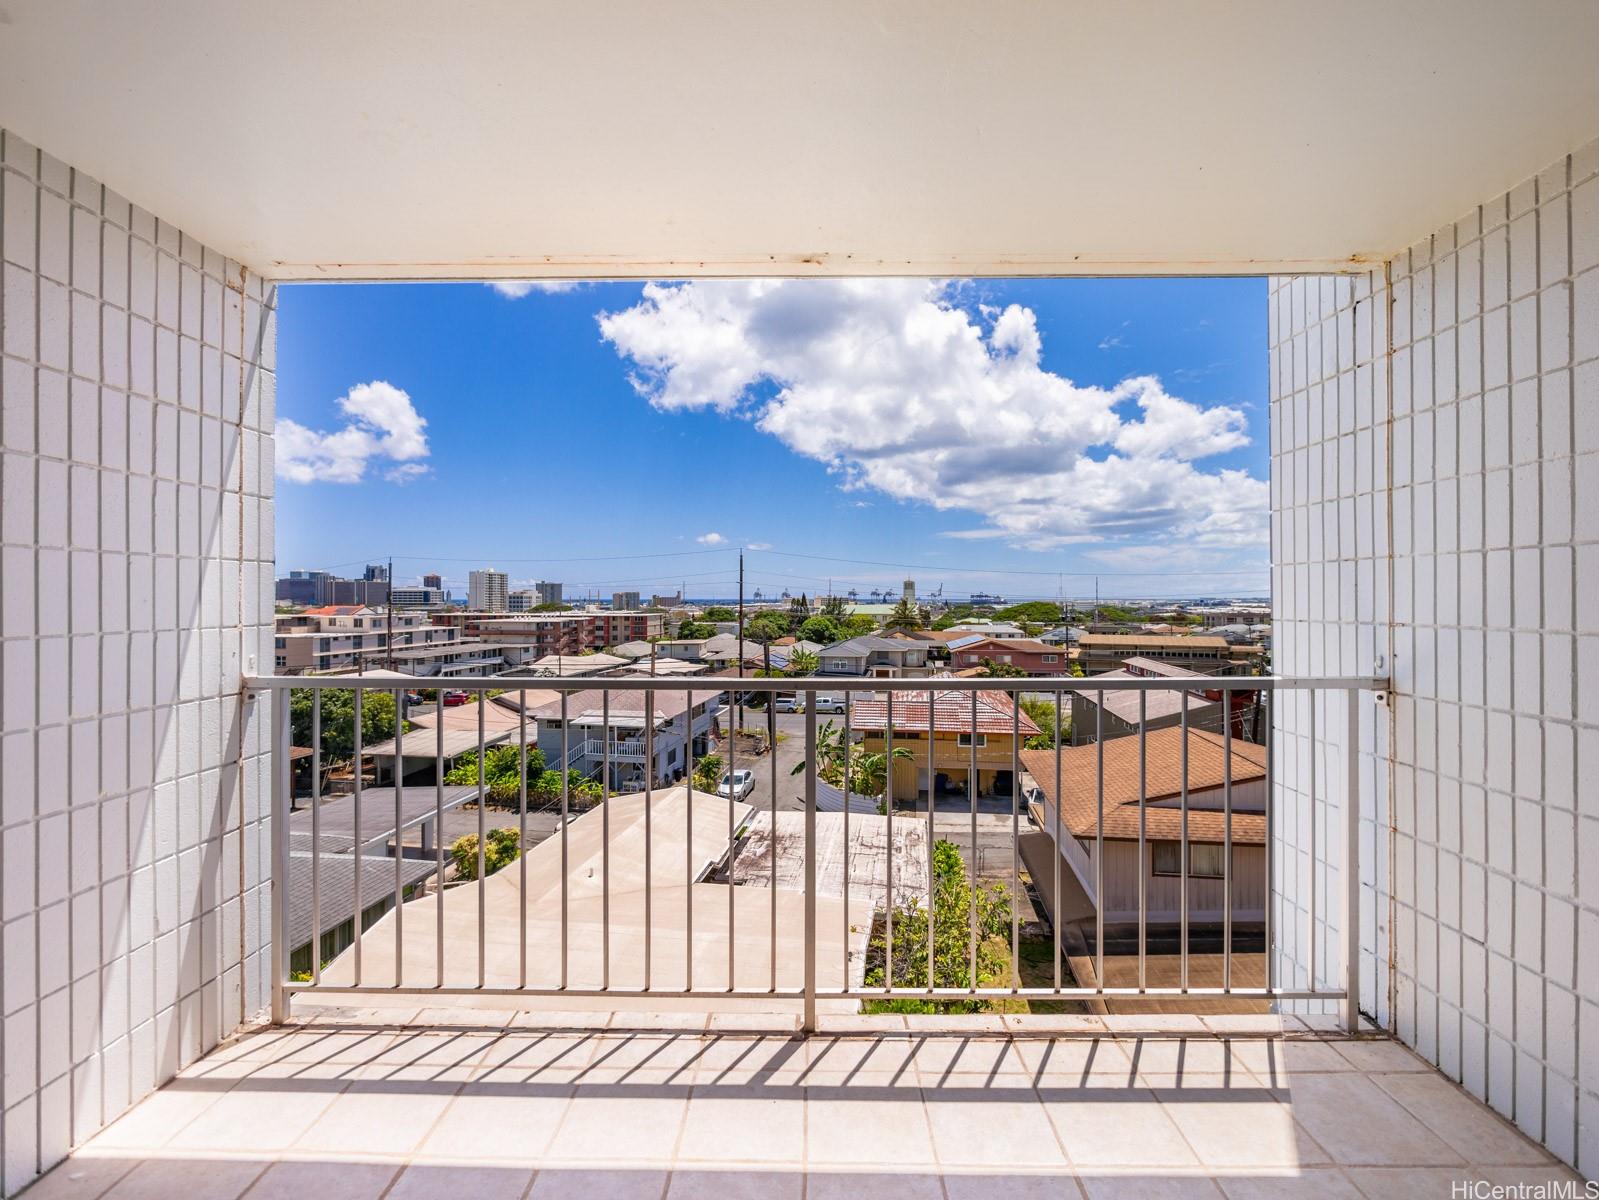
[696,531,727,545]
[276,380,430,484]
[487,280,583,299]
[598,281,1265,550]
[747,541,773,551]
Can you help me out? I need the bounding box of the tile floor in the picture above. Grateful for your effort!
[20,1011,1583,1200]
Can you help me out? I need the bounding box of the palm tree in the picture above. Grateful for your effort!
[846,746,913,798]
[884,595,925,632]
[785,649,819,676]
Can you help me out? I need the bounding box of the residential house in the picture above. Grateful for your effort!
[653,638,711,662]
[944,621,1025,638]
[699,634,768,670]
[529,687,723,791]
[851,689,1041,799]
[948,636,1070,675]
[1019,727,1266,927]
[817,635,929,678]
[884,628,971,663]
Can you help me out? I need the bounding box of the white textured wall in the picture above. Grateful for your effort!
[1271,135,1599,1172]
[0,128,275,1192]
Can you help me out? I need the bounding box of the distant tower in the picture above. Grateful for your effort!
[422,572,442,589]
[468,568,509,611]
[902,579,916,602]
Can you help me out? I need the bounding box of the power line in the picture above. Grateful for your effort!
[749,548,1269,579]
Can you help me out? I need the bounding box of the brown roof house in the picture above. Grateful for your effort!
[1019,727,1267,928]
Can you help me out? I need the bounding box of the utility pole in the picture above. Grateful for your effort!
[736,547,745,735]
[387,556,395,671]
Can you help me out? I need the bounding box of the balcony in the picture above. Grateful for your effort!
[23,673,1577,1197]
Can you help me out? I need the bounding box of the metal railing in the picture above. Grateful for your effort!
[247,671,1383,1031]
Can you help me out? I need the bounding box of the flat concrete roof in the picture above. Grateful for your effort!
[313,786,874,1014]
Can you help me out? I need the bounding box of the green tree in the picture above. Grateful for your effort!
[451,827,521,880]
[701,606,737,622]
[838,613,879,638]
[746,610,791,643]
[692,753,723,792]
[863,840,1013,1012]
[884,595,925,632]
[785,649,820,677]
[676,620,717,639]
[820,594,848,619]
[977,658,1028,678]
[531,602,571,612]
[789,719,910,798]
[445,743,548,805]
[1020,697,1070,750]
[797,615,842,645]
[290,688,406,764]
[996,600,1066,625]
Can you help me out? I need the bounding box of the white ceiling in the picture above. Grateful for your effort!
[3,1,1598,280]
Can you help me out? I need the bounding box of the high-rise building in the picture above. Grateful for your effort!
[611,591,642,611]
[422,572,442,589]
[903,579,916,601]
[534,580,563,606]
[469,568,509,611]
[363,563,389,582]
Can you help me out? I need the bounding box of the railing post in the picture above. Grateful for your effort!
[270,686,291,1024]
[1342,688,1361,1032]
[802,698,817,1034]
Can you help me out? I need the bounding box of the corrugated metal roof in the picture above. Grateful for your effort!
[850,689,1041,735]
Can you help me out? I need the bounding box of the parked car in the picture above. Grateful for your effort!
[441,690,470,706]
[404,691,423,706]
[811,695,846,713]
[718,769,756,800]
[772,697,803,713]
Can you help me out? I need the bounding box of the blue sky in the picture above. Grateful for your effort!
[274,277,1269,601]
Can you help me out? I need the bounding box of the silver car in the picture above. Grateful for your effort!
[717,768,756,800]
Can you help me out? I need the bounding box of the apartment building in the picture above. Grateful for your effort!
[388,585,448,609]
[596,609,663,645]
[272,606,461,673]
[467,567,509,611]
[1075,632,1262,675]
[611,590,642,610]
[4,7,1598,1193]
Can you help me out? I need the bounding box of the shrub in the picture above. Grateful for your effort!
[451,827,521,881]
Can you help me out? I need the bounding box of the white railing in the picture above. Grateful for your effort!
[247,671,1383,1031]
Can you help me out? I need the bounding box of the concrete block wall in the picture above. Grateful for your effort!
[1271,134,1599,1172]
[0,128,275,1192]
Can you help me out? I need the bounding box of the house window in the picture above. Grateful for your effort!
[955,733,988,748]
[1043,654,1058,663]
[1151,842,1225,878]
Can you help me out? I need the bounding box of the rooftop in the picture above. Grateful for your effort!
[851,689,1042,736]
[1021,728,1268,845]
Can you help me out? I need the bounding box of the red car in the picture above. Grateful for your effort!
[441,690,470,706]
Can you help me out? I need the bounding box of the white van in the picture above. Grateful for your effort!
[773,696,803,713]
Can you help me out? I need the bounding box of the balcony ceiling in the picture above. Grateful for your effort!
[3,1,1599,279]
